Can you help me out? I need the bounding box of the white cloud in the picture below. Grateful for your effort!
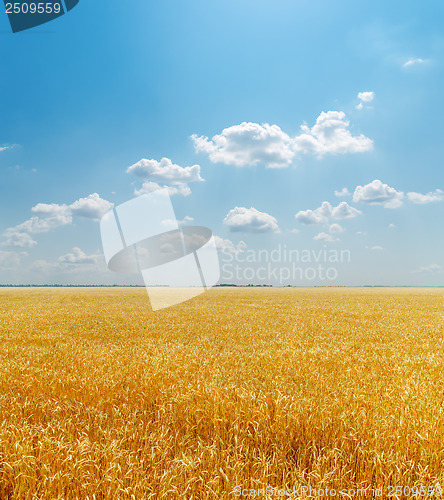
[389,223,396,228]
[214,236,247,254]
[192,111,373,168]
[295,201,361,224]
[57,247,103,265]
[295,202,331,224]
[161,216,194,226]
[223,207,279,233]
[357,91,375,103]
[407,189,444,204]
[353,179,404,208]
[403,58,425,67]
[0,144,18,152]
[29,203,72,228]
[2,214,70,248]
[135,181,191,197]
[31,203,66,217]
[334,187,350,197]
[31,194,113,223]
[1,204,72,248]
[412,264,442,274]
[329,223,345,234]
[69,193,114,220]
[128,158,203,197]
[9,214,72,235]
[1,232,37,248]
[295,111,374,156]
[1,194,113,248]
[179,216,194,224]
[192,122,295,168]
[333,201,362,219]
[32,248,103,273]
[314,232,337,242]
[356,91,375,110]
[127,157,203,184]
[371,246,384,251]
[0,250,25,269]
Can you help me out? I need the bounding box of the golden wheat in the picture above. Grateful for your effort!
[1,287,444,499]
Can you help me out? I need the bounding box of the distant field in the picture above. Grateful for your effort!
[1,287,444,499]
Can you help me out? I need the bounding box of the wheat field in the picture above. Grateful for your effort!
[1,287,444,499]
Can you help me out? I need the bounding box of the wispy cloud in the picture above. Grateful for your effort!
[32,247,104,273]
[412,264,442,274]
[0,250,26,269]
[403,58,425,67]
[0,144,19,152]
[1,194,113,248]
[407,189,444,204]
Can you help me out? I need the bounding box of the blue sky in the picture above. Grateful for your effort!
[1,0,444,285]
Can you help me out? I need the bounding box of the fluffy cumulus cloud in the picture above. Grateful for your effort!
[314,232,338,242]
[334,187,350,197]
[214,236,247,254]
[57,247,102,265]
[357,91,375,103]
[127,158,203,197]
[407,189,444,204]
[31,194,112,223]
[1,194,112,248]
[356,91,375,110]
[223,207,279,233]
[69,193,114,220]
[294,111,374,156]
[353,179,404,208]
[295,201,361,224]
[313,223,344,242]
[192,122,295,168]
[127,157,203,183]
[29,203,72,228]
[192,111,373,168]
